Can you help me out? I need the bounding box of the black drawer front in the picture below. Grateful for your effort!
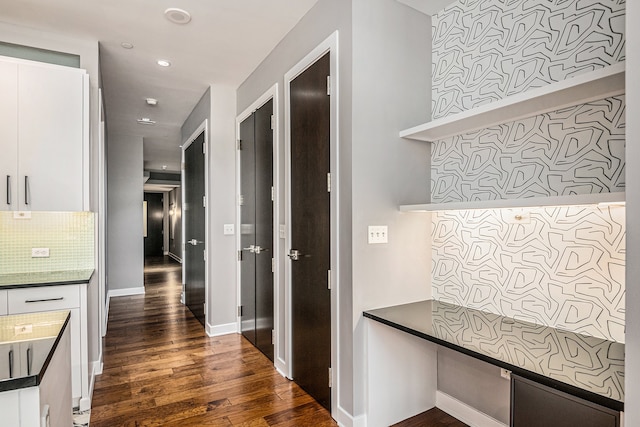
[511,375,620,427]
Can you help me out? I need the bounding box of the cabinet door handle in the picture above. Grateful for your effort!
[25,297,64,303]
[26,347,32,376]
[24,175,29,206]
[8,349,13,378]
[6,175,10,205]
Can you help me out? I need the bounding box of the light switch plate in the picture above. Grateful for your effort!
[223,224,235,235]
[368,226,388,244]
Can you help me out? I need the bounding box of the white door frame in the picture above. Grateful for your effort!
[235,84,282,371]
[181,120,209,322]
[284,31,340,416]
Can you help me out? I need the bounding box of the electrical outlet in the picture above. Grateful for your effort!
[13,211,31,219]
[15,324,33,334]
[368,225,388,244]
[223,224,235,235]
[500,368,511,380]
[31,248,50,258]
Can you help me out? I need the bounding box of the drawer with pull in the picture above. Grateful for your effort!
[7,285,79,314]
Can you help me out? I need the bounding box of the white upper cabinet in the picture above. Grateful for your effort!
[0,61,18,210]
[0,56,88,212]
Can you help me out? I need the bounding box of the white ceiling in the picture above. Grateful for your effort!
[0,0,319,172]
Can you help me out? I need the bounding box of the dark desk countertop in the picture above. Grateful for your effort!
[0,269,94,289]
[0,310,70,392]
[364,300,624,411]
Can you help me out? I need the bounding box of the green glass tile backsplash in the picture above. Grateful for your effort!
[0,212,94,274]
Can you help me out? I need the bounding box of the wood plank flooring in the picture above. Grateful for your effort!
[392,408,469,427]
[91,256,467,426]
[90,256,337,426]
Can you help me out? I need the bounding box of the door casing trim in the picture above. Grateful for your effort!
[284,30,340,417]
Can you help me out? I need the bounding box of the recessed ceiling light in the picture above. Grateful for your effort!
[164,8,192,25]
[162,165,168,170]
[137,118,156,125]
[145,98,158,106]
[121,42,134,49]
[157,59,171,67]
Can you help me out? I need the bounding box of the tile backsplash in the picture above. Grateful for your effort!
[0,211,94,274]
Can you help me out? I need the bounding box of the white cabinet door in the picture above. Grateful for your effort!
[0,290,7,316]
[0,61,18,210]
[18,63,85,211]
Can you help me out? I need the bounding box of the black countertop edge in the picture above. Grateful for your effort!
[1,278,92,289]
[0,270,94,289]
[363,311,624,413]
[0,312,70,393]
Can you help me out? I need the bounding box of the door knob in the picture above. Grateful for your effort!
[188,239,203,246]
[242,245,256,253]
[288,249,300,261]
[254,246,270,254]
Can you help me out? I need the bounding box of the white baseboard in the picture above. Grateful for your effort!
[436,391,507,427]
[168,252,182,263]
[88,353,103,408]
[205,321,237,337]
[336,406,365,427]
[108,287,145,298]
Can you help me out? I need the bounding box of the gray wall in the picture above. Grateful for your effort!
[626,1,639,424]
[350,0,432,418]
[169,187,182,260]
[437,347,510,424]
[106,133,143,292]
[181,85,238,331]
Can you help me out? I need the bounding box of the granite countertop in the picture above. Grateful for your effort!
[0,269,94,288]
[0,310,70,392]
[364,300,624,411]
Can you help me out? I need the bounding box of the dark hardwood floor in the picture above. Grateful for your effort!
[392,408,469,427]
[90,256,337,426]
[91,256,467,426]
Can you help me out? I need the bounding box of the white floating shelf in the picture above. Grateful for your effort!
[399,192,626,212]
[400,62,626,142]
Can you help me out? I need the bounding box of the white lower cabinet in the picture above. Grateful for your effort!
[0,290,7,315]
[0,323,72,427]
[7,284,89,410]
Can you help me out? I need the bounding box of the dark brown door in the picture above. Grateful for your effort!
[144,192,164,257]
[290,52,331,410]
[240,100,274,361]
[184,131,206,326]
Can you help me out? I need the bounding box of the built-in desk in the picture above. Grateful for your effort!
[364,300,624,425]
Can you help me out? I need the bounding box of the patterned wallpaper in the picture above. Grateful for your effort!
[432,0,626,119]
[431,95,626,202]
[431,205,625,342]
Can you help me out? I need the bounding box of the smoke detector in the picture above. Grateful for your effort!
[165,8,191,25]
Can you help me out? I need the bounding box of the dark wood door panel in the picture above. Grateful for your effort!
[184,132,206,326]
[290,52,331,410]
[255,99,274,361]
[144,192,164,257]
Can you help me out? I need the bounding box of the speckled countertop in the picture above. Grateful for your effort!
[0,269,94,288]
[364,300,624,411]
[0,310,70,392]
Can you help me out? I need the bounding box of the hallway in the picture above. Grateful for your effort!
[90,256,337,426]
